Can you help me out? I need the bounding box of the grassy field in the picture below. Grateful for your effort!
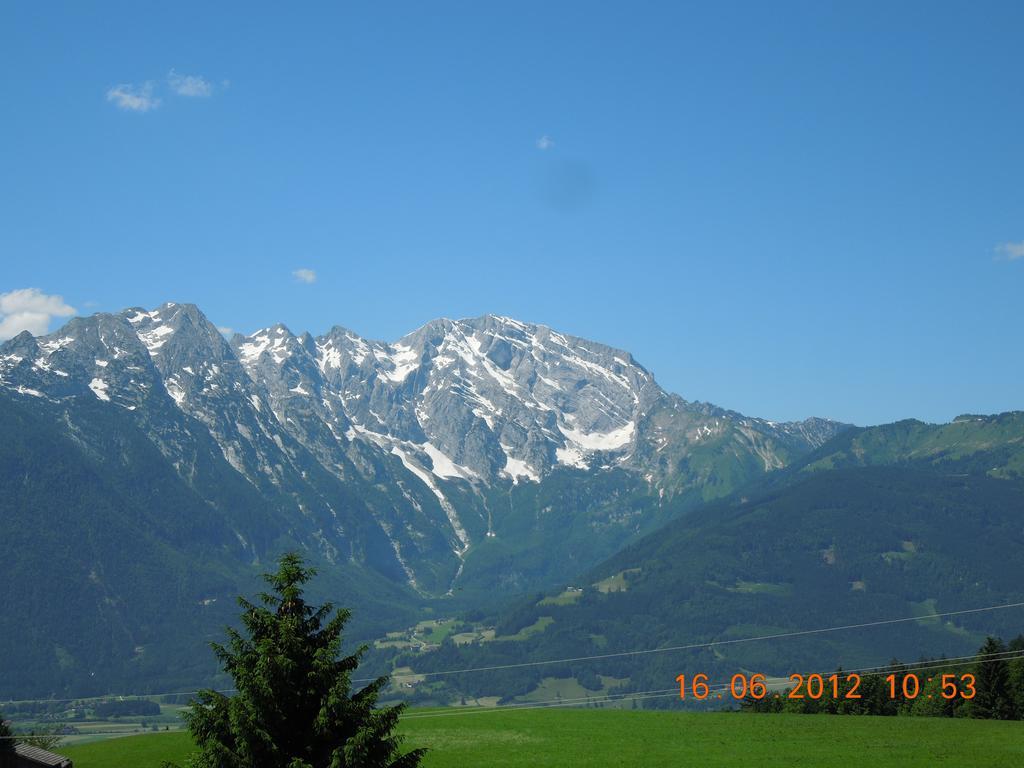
[592,568,640,594]
[60,709,1024,767]
[538,588,584,606]
[493,615,554,641]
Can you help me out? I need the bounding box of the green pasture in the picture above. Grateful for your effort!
[60,709,1024,767]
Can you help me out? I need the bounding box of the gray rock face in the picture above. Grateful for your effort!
[234,314,663,486]
[0,303,849,594]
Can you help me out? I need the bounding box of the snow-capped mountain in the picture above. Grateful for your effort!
[232,314,660,487]
[0,303,848,597]
[229,312,843,489]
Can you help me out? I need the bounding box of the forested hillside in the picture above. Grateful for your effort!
[0,304,847,699]
[0,392,421,698]
[396,419,1024,705]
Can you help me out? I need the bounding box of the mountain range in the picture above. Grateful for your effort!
[9,302,1017,701]
[1,304,844,570]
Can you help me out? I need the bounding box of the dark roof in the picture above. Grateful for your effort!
[14,743,73,767]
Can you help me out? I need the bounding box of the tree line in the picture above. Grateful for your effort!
[742,635,1024,719]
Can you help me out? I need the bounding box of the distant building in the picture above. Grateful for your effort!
[6,744,73,768]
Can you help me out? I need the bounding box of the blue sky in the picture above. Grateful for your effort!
[1,1,1022,426]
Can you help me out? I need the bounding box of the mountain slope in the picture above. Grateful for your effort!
[0,303,848,698]
[0,303,846,599]
[0,390,421,698]
[796,412,1024,479]
[229,313,843,491]
[400,415,1024,704]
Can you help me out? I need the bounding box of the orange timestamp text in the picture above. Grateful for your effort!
[676,672,977,701]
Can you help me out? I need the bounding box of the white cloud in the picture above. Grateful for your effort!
[995,241,1024,261]
[0,288,77,340]
[217,326,234,337]
[106,82,161,112]
[536,135,555,150]
[293,268,317,284]
[168,70,213,98]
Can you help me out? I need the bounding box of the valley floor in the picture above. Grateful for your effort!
[61,709,1024,767]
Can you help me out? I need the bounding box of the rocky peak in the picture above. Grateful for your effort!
[3,303,849,490]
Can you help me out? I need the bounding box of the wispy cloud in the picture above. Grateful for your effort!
[995,241,1024,261]
[168,70,213,98]
[293,268,317,284]
[106,82,160,112]
[536,135,555,151]
[107,71,219,111]
[0,288,77,340]
[217,326,234,337]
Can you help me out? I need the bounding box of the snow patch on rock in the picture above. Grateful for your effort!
[89,377,110,401]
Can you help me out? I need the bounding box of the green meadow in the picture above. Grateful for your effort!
[60,709,1024,767]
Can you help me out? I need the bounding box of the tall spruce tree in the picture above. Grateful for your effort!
[1008,634,1024,719]
[184,553,425,768]
[970,637,1015,720]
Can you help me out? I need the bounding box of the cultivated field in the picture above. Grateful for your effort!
[60,709,1024,767]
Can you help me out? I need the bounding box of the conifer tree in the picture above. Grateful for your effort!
[1006,634,1024,719]
[184,553,425,768]
[970,637,1015,720]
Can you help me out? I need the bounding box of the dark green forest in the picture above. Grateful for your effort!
[743,634,1024,720]
[394,457,1024,706]
[4,402,1024,705]
[0,393,421,698]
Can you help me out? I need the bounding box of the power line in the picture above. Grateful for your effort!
[3,652,1022,736]
[402,649,1024,721]
[404,654,1024,720]
[361,600,1024,682]
[3,600,1022,707]
[399,650,1024,721]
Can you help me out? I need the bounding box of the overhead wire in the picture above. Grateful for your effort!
[356,600,1024,682]
[3,600,1023,707]
[3,652,1023,736]
[399,649,1024,720]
